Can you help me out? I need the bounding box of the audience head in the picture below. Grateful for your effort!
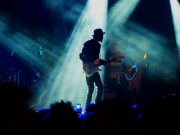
[138,95,180,135]
[47,100,81,134]
[86,98,136,135]
[85,103,97,114]
[0,82,45,135]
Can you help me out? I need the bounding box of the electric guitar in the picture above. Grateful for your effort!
[123,60,147,80]
[83,56,125,77]
[123,65,138,80]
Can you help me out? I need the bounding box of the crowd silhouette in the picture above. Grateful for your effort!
[0,82,180,135]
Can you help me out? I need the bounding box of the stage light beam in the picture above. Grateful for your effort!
[170,0,180,60]
[39,0,108,111]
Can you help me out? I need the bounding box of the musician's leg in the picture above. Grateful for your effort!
[94,72,103,104]
[86,76,94,105]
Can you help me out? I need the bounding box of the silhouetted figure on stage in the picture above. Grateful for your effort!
[119,44,147,106]
[79,29,106,106]
[119,57,135,105]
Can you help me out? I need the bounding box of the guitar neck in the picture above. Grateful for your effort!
[97,56,124,66]
[98,58,117,66]
[107,58,117,63]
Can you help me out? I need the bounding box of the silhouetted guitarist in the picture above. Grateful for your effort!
[79,28,106,106]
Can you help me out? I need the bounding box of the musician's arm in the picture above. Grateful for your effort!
[99,59,107,65]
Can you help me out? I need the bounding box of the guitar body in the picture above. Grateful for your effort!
[83,58,102,77]
[82,56,125,77]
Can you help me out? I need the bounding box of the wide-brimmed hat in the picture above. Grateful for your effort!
[93,28,105,36]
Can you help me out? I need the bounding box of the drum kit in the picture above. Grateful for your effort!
[0,46,61,88]
[0,48,22,86]
[0,67,22,87]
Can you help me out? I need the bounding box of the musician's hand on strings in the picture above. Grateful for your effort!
[87,62,97,67]
[99,59,107,65]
